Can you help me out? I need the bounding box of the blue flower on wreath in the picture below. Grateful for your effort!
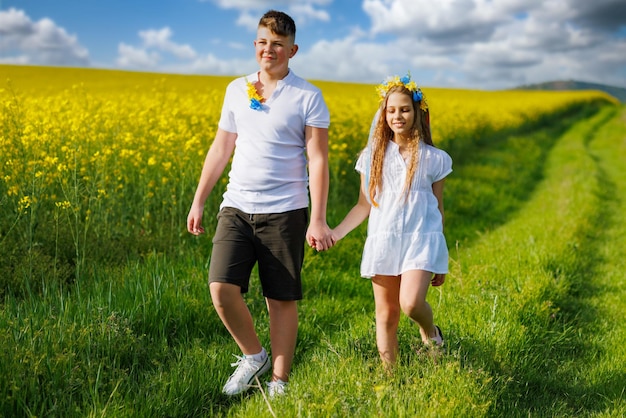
[246,78,264,110]
[249,98,263,110]
[375,71,428,111]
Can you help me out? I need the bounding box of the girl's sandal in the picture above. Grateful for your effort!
[416,325,445,361]
[430,325,444,347]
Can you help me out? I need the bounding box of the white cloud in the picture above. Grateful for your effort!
[293,36,393,82]
[204,0,333,30]
[139,28,197,59]
[116,43,161,68]
[358,0,626,89]
[117,28,258,75]
[4,2,624,90]
[207,0,332,10]
[179,55,257,75]
[206,0,293,8]
[235,11,260,30]
[0,8,89,66]
[289,3,330,23]
[0,55,30,65]
[363,0,514,42]
[117,27,197,69]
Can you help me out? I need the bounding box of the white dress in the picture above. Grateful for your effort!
[356,141,453,277]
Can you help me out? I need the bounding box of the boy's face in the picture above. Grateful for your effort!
[254,27,298,74]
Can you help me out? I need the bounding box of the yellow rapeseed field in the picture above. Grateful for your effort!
[0,65,616,271]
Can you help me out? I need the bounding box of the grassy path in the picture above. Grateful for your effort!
[576,106,626,415]
[319,104,625,417]
[444,105,626,417]
[202,105,626,417]
[2,105,625,417]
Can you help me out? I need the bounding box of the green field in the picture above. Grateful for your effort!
[1,67,625,417]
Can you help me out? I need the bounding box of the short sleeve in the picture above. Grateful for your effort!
[433,149,453,182]
[355,147,370,174]
[304,90,330,128]
[218,81,238,134]
[354,111,378,175]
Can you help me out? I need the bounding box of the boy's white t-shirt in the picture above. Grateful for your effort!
[218,70,330,214]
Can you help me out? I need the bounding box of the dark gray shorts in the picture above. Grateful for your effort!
[208,207,308,301]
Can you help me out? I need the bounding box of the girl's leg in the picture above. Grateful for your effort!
[399,269,438,343]
[371,275,402,368]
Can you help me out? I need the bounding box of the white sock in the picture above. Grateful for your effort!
[246,347,267,362]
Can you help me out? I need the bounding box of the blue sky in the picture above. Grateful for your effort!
[1,0,625,89]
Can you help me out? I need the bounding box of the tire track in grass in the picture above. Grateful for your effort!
[513,105,626,416]
[445,105,622,416]
[444,104,604,247]
[571,106,626,415]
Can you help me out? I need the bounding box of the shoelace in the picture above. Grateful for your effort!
[229,355,246,368]
[229,355,258,376]
[267,381,286,396]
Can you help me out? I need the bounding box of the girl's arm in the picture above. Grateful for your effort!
[331,174,371,242]
[432,178,445,227]
[431,178,446,286]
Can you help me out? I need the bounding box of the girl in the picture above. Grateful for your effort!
[330,74,452,368]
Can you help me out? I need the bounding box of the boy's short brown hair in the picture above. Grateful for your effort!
[259,10,296,40]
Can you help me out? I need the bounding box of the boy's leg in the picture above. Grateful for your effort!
[210,280,271,396]
[371,275,402,367]
[210,282,262,354]
[209,207,263,354]
[399,269,437,342]
[255,209,307,382]
[266,298,298,381]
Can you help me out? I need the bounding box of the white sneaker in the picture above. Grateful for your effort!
[266,379,287,398]
[222,353,271,396]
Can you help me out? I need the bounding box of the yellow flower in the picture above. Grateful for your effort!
[18,195,31,211]
[245,78,264,110]
[55,201,72,210]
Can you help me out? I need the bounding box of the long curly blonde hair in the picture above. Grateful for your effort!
[368,85,432,207]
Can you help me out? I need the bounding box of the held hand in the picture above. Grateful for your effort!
[186,205,205,235]
[309,235,338,252]
[329,229,341,246]
[431,273,446,287]
[306,221,334,252]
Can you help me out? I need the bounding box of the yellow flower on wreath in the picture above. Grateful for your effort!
[245,77,264,110]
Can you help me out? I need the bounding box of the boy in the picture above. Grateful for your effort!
[186,10,333,397]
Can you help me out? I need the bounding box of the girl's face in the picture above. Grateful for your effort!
[385,92,415,138]
[254,27,298,75]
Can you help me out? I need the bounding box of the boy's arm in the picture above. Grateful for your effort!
[305,125,333,251]
[187,128,237,235]
[331,174,371,241]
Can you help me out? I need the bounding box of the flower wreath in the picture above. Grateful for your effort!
[246,78,264,110]
[375,72,428,111]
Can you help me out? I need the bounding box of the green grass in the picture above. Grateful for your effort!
[2,104,626,417]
